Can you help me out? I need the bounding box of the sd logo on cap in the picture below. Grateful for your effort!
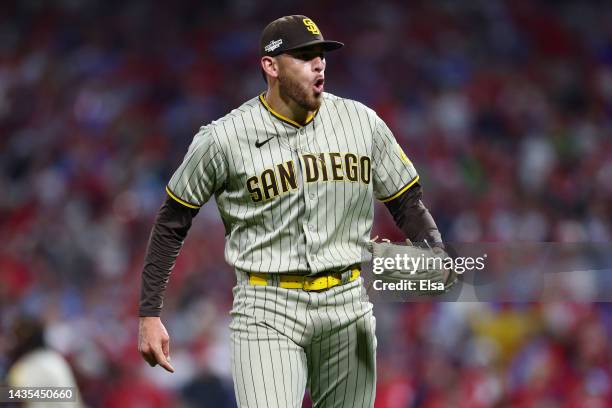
[260,15,343,57]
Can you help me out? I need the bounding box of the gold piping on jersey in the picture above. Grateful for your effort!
[166,186,201,209]
[396,142,412,165]
[258,93,318,128]
[379,175,420,203]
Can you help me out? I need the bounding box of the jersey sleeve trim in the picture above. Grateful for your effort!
[378,176,420,203]
[165,186,202,209]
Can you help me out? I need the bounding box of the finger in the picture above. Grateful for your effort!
[139,345,156,366]
[153,347,175,373]
[143,353,157,367]
[162,337,170,359]
[141,349,157,367]
[144,354,158,367]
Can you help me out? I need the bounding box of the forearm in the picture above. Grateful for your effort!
[384,183,443,246]
[139,195,198,317]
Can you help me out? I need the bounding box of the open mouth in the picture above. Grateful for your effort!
[313,78,325,93]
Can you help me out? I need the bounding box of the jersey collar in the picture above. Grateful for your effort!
[259,92,319,129]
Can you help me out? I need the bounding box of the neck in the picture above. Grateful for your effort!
[264,86,315,126]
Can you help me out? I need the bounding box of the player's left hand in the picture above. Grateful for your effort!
[138,317,175,373]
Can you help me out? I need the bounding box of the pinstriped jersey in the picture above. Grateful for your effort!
[166,92,419,275]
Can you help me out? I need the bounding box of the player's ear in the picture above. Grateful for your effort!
[261,56,278,80]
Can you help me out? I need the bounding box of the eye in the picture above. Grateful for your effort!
[309,53,325,61]
[291,50,325,61]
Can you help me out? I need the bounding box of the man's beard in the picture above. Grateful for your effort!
[278,73,321,111]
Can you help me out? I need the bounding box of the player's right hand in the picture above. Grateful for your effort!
[138,316,175,373]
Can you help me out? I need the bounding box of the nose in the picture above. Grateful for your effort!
[312,56,325,72]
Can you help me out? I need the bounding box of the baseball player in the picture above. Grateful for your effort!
[138,15,445,408]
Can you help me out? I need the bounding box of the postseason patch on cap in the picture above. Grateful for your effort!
[264,39,283,53]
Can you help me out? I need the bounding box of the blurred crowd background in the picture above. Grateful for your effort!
[1,0,611,406]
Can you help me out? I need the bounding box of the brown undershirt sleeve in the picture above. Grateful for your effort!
[383,182,443,247]
[139,195,199,317]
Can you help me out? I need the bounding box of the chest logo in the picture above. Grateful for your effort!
[255,135,275,148]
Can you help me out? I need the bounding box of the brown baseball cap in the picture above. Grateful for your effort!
[260,15,344,57]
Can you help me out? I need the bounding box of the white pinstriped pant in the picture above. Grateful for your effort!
[229,274,377,408]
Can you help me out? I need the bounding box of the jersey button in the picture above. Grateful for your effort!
[309,193,315,200]
[308,225,315,232]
